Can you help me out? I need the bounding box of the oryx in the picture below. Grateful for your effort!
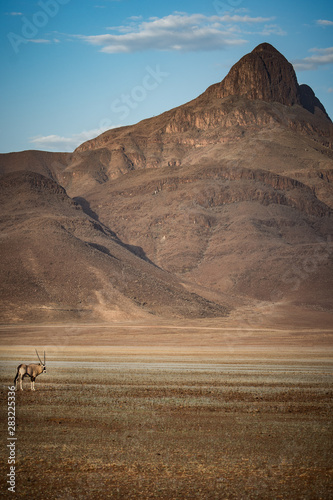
[14,350,46,391]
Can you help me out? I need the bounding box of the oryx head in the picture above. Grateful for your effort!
[35,349,46,373]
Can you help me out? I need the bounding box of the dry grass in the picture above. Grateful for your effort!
[0,324,332,499]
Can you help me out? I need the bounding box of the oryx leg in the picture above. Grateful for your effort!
[14,375,22,391]
[14,374,19,391]
[14,369,24,391]
[17,374,24,391]
[31,377,36,391]
[19,371,29,391]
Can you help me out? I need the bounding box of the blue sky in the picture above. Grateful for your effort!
[1,0,332,153]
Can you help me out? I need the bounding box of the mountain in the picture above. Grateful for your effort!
[0,171,227,323]
[208,42,330,119]
[0,43,332,324]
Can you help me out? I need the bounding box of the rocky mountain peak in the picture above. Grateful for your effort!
[251,42,279,54]
[210,43,330,120]
[213,42,300,106]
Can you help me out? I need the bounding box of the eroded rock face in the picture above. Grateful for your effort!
[71,44,331,179]
[208,43,300,106]
[299,84,331,119]
[208,43,331,120]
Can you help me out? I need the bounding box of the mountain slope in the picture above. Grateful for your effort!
[0,43,332,323]
[63,44,332,200]
[56,43,332,312]
[0,149,71,180]
[0,171,227,322]
[74,161,332,308]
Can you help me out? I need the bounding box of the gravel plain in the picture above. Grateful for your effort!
[0,324,332,499]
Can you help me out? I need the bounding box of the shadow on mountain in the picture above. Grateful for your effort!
[121,243,161,269]
[88,242,119,260]
[74,196,100,221]
[88,241,156,268]
[74,196,161,268]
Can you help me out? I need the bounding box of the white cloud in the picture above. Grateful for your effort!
[28,39,51,44]
[293,47,333,71]
[316,19,333,27]
[128,15,143,21]
[74,12,275,54]
[6,12,23,16]
[233,8,250,14]
[260,24,287,36]
[30,127,113,152]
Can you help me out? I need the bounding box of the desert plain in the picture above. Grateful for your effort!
[0,313,332,499]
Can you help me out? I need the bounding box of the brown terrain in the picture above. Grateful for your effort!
[0,330,332,499]
[0,42,332,325]
[0,42,333,499]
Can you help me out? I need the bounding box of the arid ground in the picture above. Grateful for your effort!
[0,320,332,499]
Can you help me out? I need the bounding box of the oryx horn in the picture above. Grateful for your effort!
[35,349,43,365]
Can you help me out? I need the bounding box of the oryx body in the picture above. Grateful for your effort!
[14,350,46,391]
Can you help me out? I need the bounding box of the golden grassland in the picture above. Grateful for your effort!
[0,322,332,499]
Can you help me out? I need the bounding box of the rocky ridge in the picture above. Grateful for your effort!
[0,43,332,323]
